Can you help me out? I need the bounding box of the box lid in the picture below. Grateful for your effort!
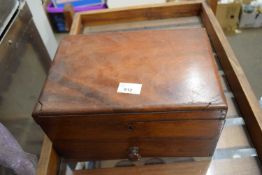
[34,28,227,116]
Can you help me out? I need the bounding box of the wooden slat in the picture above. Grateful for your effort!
[63,4,74,32]
[98,157,203,168]
[207,0,218,14]
[225,93,240,118]
[74,160,210,175]
[83,17,202,34]
[219,75,230,92]
[217,125,252,149]
[77,1,202,26]
[201,2,262,162]
[70,14,83,35]
[208,157,261,175]
[74,157,261,175]
[36,136,60,175]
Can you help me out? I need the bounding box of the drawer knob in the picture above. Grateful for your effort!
[128,147,141,161]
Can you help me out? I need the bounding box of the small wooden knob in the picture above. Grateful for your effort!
[128,146,141,161]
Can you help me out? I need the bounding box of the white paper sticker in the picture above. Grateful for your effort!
[117,83,142,95]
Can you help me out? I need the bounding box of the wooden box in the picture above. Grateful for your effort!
[33,28,227,160]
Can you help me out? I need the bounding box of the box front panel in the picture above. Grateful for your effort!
[37,110,225,159]
[54,138,218,160]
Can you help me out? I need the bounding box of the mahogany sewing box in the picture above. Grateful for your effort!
[33,28,227,160]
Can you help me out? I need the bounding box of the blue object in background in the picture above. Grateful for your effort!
[47,2,106,32]
[49,13,67,32]
[52,0,103,8]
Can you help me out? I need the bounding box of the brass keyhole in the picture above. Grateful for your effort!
[128,125,134,131]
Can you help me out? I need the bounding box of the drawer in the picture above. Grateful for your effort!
[42,119,224,141]
[55,138,217,160]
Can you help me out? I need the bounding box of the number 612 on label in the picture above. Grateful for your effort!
[117,83,142,95]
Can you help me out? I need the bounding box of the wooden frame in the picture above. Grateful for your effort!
[37,1,262,174]
[36,136,60,175]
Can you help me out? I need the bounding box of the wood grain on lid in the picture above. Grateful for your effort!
[35,28,227,116]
